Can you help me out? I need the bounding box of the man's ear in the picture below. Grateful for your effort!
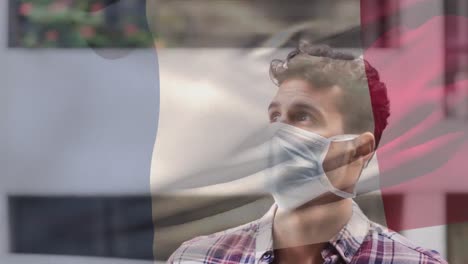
[354,132,375,166]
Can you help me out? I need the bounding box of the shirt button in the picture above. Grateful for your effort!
[260,250,274,263]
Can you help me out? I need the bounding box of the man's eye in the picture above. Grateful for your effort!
[295,112,310,122]
[270,112,281,122]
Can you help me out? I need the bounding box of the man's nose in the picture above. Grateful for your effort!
[277,117,292,126]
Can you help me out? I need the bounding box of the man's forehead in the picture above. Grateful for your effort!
[273,79,343,103]
[269,92,323,115]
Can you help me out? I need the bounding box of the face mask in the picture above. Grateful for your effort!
[266,123,359,211]
[156,123,359,210]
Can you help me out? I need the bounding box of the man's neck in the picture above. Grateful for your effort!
[272,197,353,263]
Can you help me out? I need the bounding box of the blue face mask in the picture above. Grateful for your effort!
[266,123,358,211]
[155,123,359,210]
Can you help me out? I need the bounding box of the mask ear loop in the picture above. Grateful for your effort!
[319,175,356,199]
[364,158,371,168]
[323,134,360,198]
[328,134,359,142]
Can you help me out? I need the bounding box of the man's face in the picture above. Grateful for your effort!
[268,78,364,198]
[268,78,345,137]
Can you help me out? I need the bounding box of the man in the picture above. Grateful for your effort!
[167,44,447,264]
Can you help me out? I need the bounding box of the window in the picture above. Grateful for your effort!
[446,193,468,264]
[361,0,401,48]
[9,196,154,259]
[8,0,153,48]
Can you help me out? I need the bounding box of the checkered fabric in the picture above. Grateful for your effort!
[167,202,447,264]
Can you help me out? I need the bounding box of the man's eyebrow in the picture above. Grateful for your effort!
[290,101,326,122]
[268,101,280,111]
[291,102,319,111]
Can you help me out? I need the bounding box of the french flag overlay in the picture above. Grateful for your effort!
[151,0,468,261]
[361,0,468,231]
[5,0,468,263]
[4,0,157,262]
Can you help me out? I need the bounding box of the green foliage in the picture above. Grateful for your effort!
[14,0,154,48]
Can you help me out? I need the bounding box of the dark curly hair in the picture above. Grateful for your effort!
[270,43,390,148]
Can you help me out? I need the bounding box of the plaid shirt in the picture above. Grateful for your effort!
[167,202,447,264]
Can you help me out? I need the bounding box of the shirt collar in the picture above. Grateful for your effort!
[255,204,276,262]
[325,201,370,262]
[254,201,370,264]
